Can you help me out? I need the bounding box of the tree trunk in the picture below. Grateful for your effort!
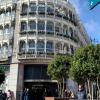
[87,79,91,100]
[97,77,100,99]
[59,82,62,97]
[62,77,65,97]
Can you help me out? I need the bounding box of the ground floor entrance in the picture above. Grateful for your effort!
[23,64,58,100]
[24,82,58,100]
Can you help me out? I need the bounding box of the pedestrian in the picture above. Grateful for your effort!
[0,90,3,100]
[23,88,29,100]
[70,91,75,99]
[2,92,7,100]
[76,84,87,100]
[7,90,11,100]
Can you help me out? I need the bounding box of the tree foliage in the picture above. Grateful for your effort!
[48,54,71,82]
[0,69,5,85]
[69,44,100,84]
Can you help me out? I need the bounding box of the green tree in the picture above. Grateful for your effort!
[47,54,71,97]
[0,69,5,85]
[69,44,100,100]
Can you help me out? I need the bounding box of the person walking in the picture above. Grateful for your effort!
[2,92,7,100]
[23,88,29,100]
[76,85,87,100]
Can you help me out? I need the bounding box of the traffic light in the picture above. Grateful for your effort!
[89,0,100,9]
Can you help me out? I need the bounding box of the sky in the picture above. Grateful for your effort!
[70,0,100,43]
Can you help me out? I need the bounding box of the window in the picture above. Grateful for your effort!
[2,43,8,55]
[0,29,3,35]
[28,40,35,48]
[69,27,73,38]
[29,21,36,30]
[37,41,45,52]
[38,2,45,13]
[21,22,27,31]
[47,4,54,14]
[63,25,68,36]
[70,45,74,54]
[22,4,28,13]
[29,2,37,12]
[46,21,54,32]
[46,41,53,52]
[20,41,26,52]
[37,21,45,30]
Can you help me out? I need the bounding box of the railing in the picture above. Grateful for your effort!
[18,52,54,59]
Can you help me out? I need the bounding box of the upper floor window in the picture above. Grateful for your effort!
[2,43,8,54]
[55,23,61,33]
[19,41,26,52]
[0,26,3,35]
[21,22,27,31]
[29,21,36,30]
[46,21,54,32]
[28,40,35,49]
[69,27,73,38]
[37,21,45,31]
[63,25,68,36]
[29,2,37,12]
[47,3,54,14]
[37,40,45,52]
[22,4,28,13]
[46,41,53,52]
[38,2,45,13]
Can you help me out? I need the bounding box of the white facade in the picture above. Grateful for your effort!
[0,0,90,99]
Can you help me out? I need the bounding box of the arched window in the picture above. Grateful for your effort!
[47,3,54,15]
[19,41,26,52]
[56,43,62,53]
[28,40,35,53]
[46,21,54,32]
[21,21,27,31]
[55,23,61,33]
[0,44,1,54]
[69,27,73,38]
[0,25,3,35]
[38,2,45,14]
[69,10,72,20]
[29,2,37,13]
[6,7,11,17]
[46,41,53,53]
[37,21,45,30]
[29,21,36,30]
[63,25,68,36]
[63,44,69,54]
[22,4,28,13]
[4,24,10,34]
[2,43,8,55]
[37,40,45,52]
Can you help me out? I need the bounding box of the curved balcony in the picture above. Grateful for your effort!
[18,51,54,60]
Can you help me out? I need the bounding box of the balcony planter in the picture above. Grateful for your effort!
[20,12,27,16]
[39,12,45,15]
[29,11,36,15]
[28,30,36,35]
[47,12,54,16]
[38,30,45,34]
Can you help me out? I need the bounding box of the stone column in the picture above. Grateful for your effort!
[16,63,24,100]
[8,63,19,99]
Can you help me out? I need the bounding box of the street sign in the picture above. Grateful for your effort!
[89,0,100,9]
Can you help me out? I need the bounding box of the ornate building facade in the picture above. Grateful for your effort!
[0,0,90,99]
